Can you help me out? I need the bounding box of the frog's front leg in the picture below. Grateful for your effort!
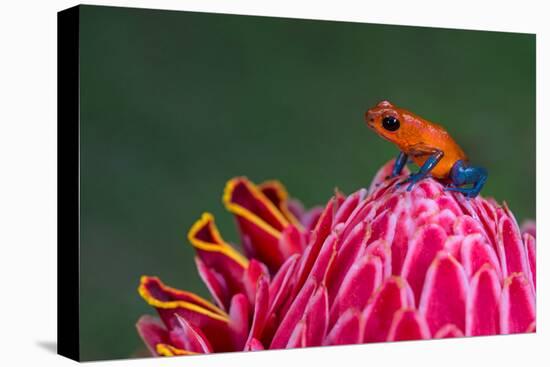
[446,160,488,198]
[391,151,409,177]
[399,150,443,191]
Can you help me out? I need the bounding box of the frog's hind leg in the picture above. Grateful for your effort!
[445,160,488,198]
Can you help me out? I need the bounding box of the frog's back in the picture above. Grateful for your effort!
[413,120,467,178]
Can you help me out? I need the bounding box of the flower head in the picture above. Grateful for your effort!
[137,160,536,356]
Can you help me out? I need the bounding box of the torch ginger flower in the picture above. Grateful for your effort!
[137,160,536,356]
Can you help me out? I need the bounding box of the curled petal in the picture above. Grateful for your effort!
[401,224,447,303]
[136,315,169,356]
[387,309,431,341]
[223,177,289,270]
[170,315,213,353]
[419,253,468,336]
[363,276,415,342]
[188,213,248,299]
[195,257,229,310]
[500,273,536,334]
[259,180,304,229]
[138,276,234,351]
[324,309,363,346]
[155,344,196,356]
[466,266,501,336]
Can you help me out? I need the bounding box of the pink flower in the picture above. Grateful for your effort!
[137,160,536,356]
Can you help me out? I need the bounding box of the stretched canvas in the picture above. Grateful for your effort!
[58,4,536,361]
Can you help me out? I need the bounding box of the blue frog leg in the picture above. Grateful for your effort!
[391,151,409,177]
[399,149,444,191]
[445,160,488,198]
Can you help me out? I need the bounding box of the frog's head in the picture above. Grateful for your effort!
[365,100,405,145]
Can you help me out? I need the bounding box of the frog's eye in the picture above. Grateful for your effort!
[382,116,400,131]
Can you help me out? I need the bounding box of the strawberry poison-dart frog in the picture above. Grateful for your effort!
[365,100,487,198]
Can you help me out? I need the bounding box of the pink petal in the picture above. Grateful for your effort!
[324,309,363,346]
[136,315,169,356]
[460,234,501,280]
[523,233,536,291]
[414,179,443,199]
[498,216,529,278]
[500,273,536,334]
[466,266,501,336]
[270,278,317,349]
[334,189,367,226]
[327,221,368,303]
[444,235,463,261]
[454,215,487,238]
[278,224,305,259]
[401,224,447,303]
[242,259,269,306]
[430,209,457,235]
[330,255,382,327]
[418,253,468,335]
[300,206,324,233]
[246,276,269,345]
[436,195,462,216]
[365,239,392,280]
[286,320,307,348]
[307,232,339,285]
[391,211,413,275]
[363,277,415,342]
[268,254,299,316]
[434,324,464,338]
[387,309,431,341]
[228,293,249,350]
[244,338,265,351]
[303,285,329,347]
[520,220,536,238]
[171,315,213,353]
[369,159,410,191]
[367,209,397,247]
[195,257,230,310]
[293,197,339,295]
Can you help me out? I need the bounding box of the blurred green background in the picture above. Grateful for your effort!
[78,5,535,361]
